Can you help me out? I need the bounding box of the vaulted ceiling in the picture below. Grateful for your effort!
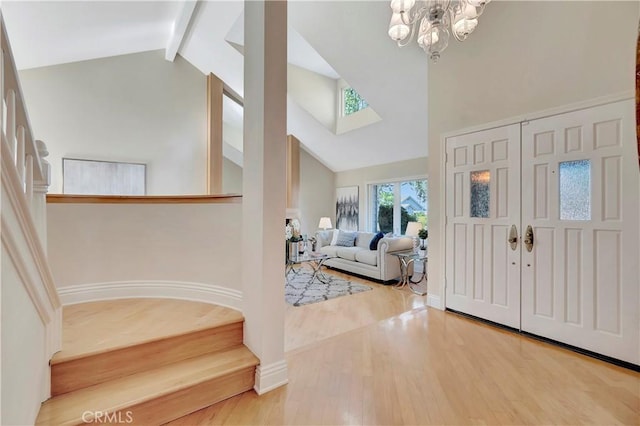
[2,1,428,172]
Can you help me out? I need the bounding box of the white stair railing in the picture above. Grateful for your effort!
[0,12,61,426]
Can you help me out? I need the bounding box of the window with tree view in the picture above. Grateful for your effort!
[343,87,369,116]
[370,179,428,235]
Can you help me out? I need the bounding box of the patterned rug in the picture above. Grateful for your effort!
[285,270,372,306]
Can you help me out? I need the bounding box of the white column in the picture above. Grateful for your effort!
[242,0,288,394]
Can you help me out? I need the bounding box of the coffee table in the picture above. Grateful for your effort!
[391,250,428,295]
[286,252,332,284]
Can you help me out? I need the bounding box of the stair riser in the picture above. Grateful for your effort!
[69,367,256,426]
[52,322,243,396]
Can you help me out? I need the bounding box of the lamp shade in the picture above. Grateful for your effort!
[318,217,332,230]
[405,221,422,237]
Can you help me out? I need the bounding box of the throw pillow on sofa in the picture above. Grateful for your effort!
[330,229,340,245]
[316,230,333,247]
[369,232,384,250]
[335,231,357,247]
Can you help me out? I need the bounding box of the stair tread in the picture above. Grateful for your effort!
[37,346,259,426]
[54,299,244,363]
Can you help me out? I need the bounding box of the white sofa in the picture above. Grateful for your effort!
[315,230,413,282]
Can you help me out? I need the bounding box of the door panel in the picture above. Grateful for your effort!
[445,124,521,328]
[521,100,639,364]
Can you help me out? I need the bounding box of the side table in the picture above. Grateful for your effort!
[391,250,428,296]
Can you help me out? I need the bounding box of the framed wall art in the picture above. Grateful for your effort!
[336,186,359,231]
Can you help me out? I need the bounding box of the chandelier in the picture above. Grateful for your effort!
[388,0,491,62]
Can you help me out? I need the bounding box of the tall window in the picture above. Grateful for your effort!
[342,87,369,116]
[369,179,428,234]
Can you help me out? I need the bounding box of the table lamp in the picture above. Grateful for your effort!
[405,221,421,253]
[318,217,332,230]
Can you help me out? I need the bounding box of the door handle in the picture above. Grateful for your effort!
[508,224,518,251]
[524,225,534,252]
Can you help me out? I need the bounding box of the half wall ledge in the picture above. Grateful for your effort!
[46,194,242,204]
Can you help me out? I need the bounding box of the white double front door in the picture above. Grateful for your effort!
[445,99,639,365]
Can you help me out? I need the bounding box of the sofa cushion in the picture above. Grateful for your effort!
[319,245,340,257]
[355,232,375,249]
[369,232,384,250]
[316,230,333,247]
[335,231,357,247]
[335,247,363,261]
[355,250,378,266]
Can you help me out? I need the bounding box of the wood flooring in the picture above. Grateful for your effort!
[170,269,640,425]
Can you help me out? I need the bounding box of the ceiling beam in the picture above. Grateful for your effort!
[165,0,198,62]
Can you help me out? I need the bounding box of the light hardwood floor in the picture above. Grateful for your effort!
[170,270,640,425]
[285,268,428,352]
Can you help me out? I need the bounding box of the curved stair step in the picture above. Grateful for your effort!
[36,345,259,426]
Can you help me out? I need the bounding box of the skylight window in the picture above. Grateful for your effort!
[342,87,369,116]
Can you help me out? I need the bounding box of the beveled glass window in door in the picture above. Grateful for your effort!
[470,170,490,218]
[559,160,591,220]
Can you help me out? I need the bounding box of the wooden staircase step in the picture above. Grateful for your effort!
[51,299,246,396]
[51,321,244,396]
[36,345,259,426]
[55,299,244,363]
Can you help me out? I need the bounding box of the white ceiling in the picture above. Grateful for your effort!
[224,12,340,80]
[2,0,428,172]
[2,1,181,70]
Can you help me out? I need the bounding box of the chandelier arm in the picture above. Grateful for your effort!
[449,8,465,42]
[400,5,428,26]
[397,19,419,48]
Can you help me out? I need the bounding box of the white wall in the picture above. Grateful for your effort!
[335,157,428,231]
[288,64,337,133]
[218,145,335,236]
[299,148,335,237]
[19,50,207,195]
[223,121,243,155]
[1,251,47,426]
[427,1,640,298]
[223,157,243,194]
[47,202,243,308]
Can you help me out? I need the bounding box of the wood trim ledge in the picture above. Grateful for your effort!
[47,194,242,204]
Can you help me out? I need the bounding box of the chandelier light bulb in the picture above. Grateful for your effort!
[453,17,477,40]
[462,3,481,19]
[417,17,432,48]
[467,0,489,7]
[390,0,416,14]
[389,13,411,41]
[426,25,450,61]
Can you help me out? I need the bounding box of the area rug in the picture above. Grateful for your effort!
[285,270,372,306]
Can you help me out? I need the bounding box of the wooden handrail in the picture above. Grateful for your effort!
[47,194,243,204]
[1,14,45,182]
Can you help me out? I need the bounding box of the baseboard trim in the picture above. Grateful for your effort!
[426,294,442,310]
[57,281,243,311]
[254,360,288,395]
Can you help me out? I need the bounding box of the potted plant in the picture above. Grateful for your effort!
[285,219,303,260]
[418,228,428,250]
